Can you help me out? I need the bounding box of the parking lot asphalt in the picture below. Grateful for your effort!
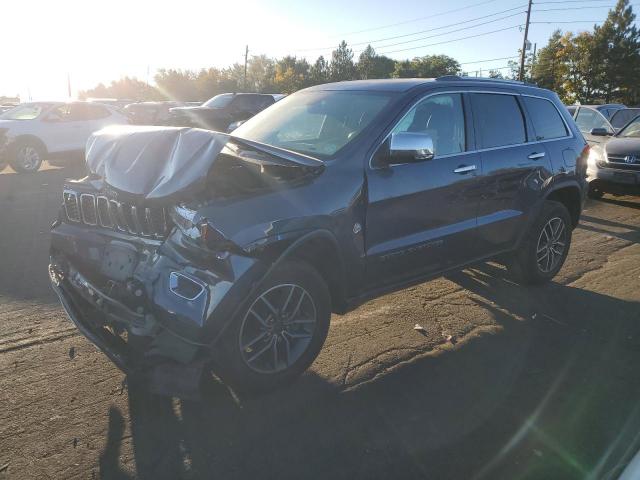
[0,163,639,480]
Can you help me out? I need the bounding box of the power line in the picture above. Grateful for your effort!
[530,19,606,23]
[535,0,615,3]
[370,12,526,51]
[333,0,499,37]
[376,24,523,55]
[533,5,616,11]
[459,55,520,64]
[295,5,527,52]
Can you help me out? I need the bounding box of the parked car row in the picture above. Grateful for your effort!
[0,93,284,173]
[49,77,590,394]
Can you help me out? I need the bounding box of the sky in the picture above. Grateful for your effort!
[0,0,629,100]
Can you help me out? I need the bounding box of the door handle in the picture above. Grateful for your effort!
[453,164,477,174]
[528,152,545,160]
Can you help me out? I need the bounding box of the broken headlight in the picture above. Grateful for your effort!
[169,205,229,250]
[170,205,200,240]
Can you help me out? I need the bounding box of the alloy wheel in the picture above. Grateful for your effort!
[536,217,566,273]
[239,283,317,374]
[17,146,41,171]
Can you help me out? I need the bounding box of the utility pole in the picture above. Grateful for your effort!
[244,45,249,92]
[519,0,533,81]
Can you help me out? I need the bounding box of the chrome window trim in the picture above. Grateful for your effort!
[369,89,574,170]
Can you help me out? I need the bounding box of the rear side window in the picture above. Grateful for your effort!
[522,96,568,140]
[471,93,526,149]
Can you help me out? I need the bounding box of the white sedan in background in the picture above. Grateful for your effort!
[0,102,129,173]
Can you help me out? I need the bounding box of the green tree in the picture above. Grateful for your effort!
[561,31,602,103]
[330,41,356,81]
[392,60,417,78]
[593,0,640,103]
[531,30,567,96]
[154,69,199,101]
[79,76,160,101]
[273,56,311,93]
[393,54,460,78]
[246,55,277,92]
[357,45,395,79]
[309,55,329,84]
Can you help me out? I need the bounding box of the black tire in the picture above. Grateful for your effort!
[9,139,44,173]
[587,184,605,199]
[213,260,331,393]
[508,200,572,285]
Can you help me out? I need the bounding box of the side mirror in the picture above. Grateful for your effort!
[590,127,611,136]
[388,132,435,164]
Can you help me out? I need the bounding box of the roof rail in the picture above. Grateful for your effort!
[436,75,537,87]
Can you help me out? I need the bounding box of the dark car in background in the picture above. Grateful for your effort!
[167,93,280,132]
[49,77,587,395]
[124,101,185,125]
[585,113,640,198]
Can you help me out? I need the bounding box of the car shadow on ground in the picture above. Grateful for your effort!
[0,164,85,302]
[99,264,640,480]
[578,214,640,244]
[598,196,640,211]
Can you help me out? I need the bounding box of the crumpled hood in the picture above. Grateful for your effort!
[85,125,324,205]
[86,125,229,203]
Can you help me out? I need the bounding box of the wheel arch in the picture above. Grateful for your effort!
[11,134,48,156]
[543,182,583,228]
[260,229,349,314]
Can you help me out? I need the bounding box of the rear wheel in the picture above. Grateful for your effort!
[9,140,44,173]
[214,261,331,393]
[508,200,572,285]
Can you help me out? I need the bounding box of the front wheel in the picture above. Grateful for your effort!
[213,261,331,393]
[587,184,605,199]
[9,140,44,173]
[508,200,572,285]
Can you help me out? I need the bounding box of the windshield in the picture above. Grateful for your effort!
[203,94,234,109]
[0,103,49,120]
[617,115,640,138]
[232,90,393,158]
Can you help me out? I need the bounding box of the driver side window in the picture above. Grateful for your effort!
[392,93,466,156]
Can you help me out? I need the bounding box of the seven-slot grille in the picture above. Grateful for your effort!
[63,189,170,238]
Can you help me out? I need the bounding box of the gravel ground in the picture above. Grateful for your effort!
[1,163,639,479]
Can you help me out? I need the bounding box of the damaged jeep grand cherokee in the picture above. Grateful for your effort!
[50,77,587,393]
